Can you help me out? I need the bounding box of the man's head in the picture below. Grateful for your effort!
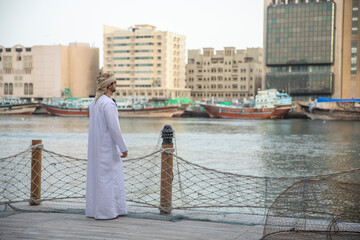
[95,73,116,102]
[107,80,116,93]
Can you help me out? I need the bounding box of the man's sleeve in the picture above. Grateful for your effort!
[103,102,128,153]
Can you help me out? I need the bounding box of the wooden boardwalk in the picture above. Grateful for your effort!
[0,212,264,240]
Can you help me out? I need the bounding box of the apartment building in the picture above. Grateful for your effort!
[263,0,360,101]
[186,47,263,101]
[0,42,99,99]
[103,24,190,99]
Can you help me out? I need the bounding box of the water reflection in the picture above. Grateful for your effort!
[258,121,360,177]
[0,115,359,178]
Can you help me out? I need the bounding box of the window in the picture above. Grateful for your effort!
[135,64,153,67]
[351,41,358,74]
[23,56,33,69]
[135,36,153,39]
[29,83,33,95]
[114,50,130,53]
[9,83,13,95]
[114,57,130,60]
[135,50,153,53]
[114,36,130,39]
[114,43,131,46]
[135,42,153,46]
[4,83,8,94]
[135,57,153,60]
[352,0,359,35]
[24,83,28,95]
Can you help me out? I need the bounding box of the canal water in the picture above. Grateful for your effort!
[0,115,359,177]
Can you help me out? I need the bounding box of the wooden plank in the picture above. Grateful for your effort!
[0,213,264,240]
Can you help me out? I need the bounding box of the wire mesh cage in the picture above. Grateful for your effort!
[262,178,360,240]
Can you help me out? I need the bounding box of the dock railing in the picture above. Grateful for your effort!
[1,125,360,238]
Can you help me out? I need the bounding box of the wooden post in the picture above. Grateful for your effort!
[30,139,42,205]
[160,125,174,215]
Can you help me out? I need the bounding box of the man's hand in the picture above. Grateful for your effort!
[121,152,128,158]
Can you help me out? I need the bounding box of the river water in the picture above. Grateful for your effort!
[0,115,359,177]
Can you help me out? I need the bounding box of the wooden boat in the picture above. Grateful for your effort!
[118,105,181,118]
[42,103,89,116]
[171,103,191,117]
[181,104,210,118]
[201,89,292,119]
[42,99,92,117]
[299,98,360,120]
[201,104,277,119]
[0,98,38,115]
[0,103,38,115]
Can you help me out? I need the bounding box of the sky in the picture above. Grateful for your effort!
[0,0,264,67]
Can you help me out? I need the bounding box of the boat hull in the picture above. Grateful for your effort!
[171,104,190,117]
[0,103,37,115]
[272,104,292,118]
[42,103,89,117]
[299,103,360,121]
[118,106,180,118]
[201,104,284,119]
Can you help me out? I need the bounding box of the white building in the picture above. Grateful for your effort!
[0,43,99,99]
[186,47,263,101]
[103,24,190,99]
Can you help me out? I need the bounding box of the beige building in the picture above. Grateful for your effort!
[103,24,190,99]
[186,47,263,101]
[0,42,99,99]
[342,0,360,98]
[263,0,360,100]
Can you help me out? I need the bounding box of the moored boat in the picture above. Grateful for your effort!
[171,103,191,117]
[0,98,38,115]
[201,89,292,119]
[299,97,360,120]
[0,103,38,115]
[181,104,210,118]
[117,105,181,118]
[42,98,92,117]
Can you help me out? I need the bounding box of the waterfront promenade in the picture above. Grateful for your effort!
[0,212,263,240]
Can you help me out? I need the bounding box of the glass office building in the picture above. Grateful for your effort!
[265,1,336,100]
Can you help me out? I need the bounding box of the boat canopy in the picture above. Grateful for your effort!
[317,97,360,103]
[164,98,194,105]
[218,102,231,106]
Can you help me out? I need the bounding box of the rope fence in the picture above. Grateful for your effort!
[0,125,359,239]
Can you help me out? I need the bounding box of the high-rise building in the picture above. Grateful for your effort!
[0,42,99,99]
[186,47,263,101]
[103,25,190,99]
[263,0,360,101]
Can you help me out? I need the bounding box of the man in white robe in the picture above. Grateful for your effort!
[86,73,128,220]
